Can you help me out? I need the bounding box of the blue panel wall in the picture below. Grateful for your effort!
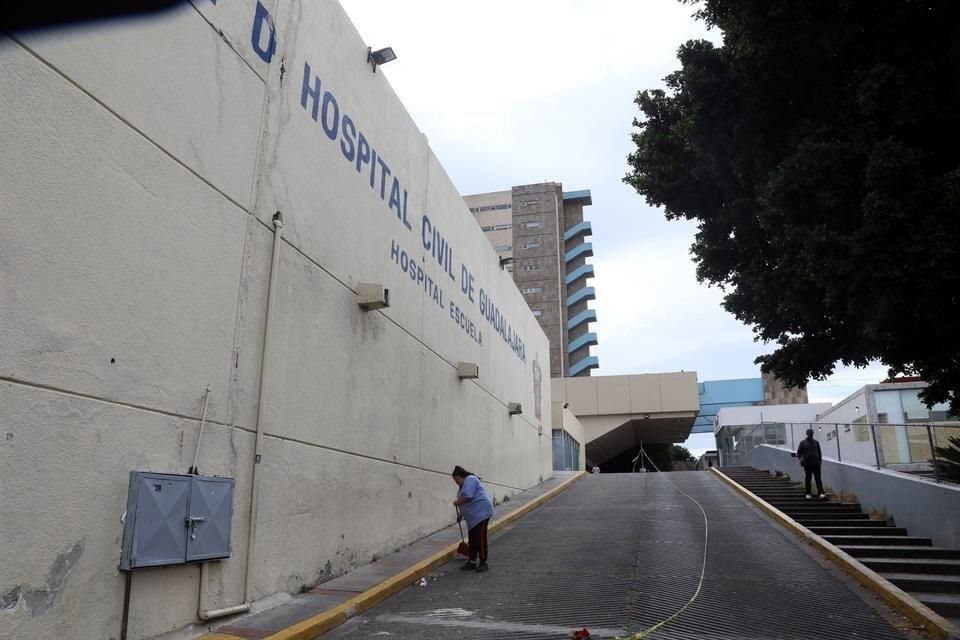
[691,378,765,434]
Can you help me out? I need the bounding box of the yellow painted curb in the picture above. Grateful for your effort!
[712,467,960,640]
[200,472,585,640]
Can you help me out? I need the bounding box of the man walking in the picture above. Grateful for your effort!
[797,428,826,499]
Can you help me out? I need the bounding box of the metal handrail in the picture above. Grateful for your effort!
[720,420,960,484]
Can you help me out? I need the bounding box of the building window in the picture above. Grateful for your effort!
[522,287,542,294]
[523,239,542,249]
[494,244,512,252]
[532,308,542,317]
[901,390,931,422]
[522,219,542,229]
[520,264,542,272]
[505,265,513,273]
[480,225,494,231]
[493,223,512,231]
[469,203,513,213]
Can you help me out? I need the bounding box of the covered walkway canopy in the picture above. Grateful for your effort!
[552,373,700,466]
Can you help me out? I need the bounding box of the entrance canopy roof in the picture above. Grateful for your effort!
[552,373,700,465]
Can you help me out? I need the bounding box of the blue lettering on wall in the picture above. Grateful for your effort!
[356,133,371,173]
[251,1,277,63]
[376,156,391,200]
[340,115,357,161]
[321,91,339,140]
[479,288,526,363]
[300,64,322,121]
[223,0,525,361]
[390,240,445,311]
[299,62,412,232]
[421,215,456,283]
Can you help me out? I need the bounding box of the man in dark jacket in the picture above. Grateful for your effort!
[797,429,826,499]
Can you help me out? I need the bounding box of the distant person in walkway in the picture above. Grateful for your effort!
[592,465,600,474]
[452,465,494,573]
[797,429,826,499]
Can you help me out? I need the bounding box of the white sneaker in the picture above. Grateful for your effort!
[805,494,812,499]
[819,493,827,500]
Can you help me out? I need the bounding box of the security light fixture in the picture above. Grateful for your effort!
[367,46,397,73]
[357,283,390,310]
[508,402,522,416]
[499,256,515,270]
[457,362,480,379]
[562,402,569,409]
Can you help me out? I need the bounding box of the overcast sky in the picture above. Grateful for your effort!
[339,0,889,454]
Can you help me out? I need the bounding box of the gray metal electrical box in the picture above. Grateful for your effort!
[119,471,234,571]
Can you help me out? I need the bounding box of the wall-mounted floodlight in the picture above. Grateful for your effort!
[457,362,479,379]
[562,402,569,409]
[357,283,389,310]
[508,402,522,416]
[367,46,397,73]
[499,256,515,270]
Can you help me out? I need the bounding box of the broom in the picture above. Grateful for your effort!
[455,507,470,557]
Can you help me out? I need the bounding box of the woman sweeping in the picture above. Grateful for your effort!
[452,465,494,573]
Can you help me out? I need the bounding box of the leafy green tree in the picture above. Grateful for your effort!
[672,445,695,462]
[625,0,960,412]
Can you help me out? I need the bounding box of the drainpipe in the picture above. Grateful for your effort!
[197,212,284,621]
[244,211,285,603]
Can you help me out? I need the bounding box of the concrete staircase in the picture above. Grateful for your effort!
[723,467,960,623]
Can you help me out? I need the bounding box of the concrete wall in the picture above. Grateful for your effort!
[0,3,552,639]
[554,372,699,417]
[738,446,960,549]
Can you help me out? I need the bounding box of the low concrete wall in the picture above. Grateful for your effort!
[738,445,960,549]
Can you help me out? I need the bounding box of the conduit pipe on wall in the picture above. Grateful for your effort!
[197,212,284,622]
[189,385,212,475]
[244,211,285,603]
[198,562,249,621]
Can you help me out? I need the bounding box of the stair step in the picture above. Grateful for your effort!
[769,501,858,507]
[778,505,863,513]
[787,513,870,520]
[826,535,932,546]
[771,504,862,512]
[811,526,908,536]
[859,558,960,575]
[796,519,883,528]
[751,492,815,497]
[881,573,960,594]
[913,593,960,617]
[841,546,960,559]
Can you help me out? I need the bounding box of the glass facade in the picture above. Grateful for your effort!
[552,429,581,471]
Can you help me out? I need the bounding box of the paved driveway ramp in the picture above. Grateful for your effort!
[329,473,909,639]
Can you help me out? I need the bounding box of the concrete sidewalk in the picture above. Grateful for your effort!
[200,472,583,640]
